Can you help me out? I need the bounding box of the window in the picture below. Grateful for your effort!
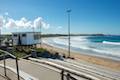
[34,33,41,40]
[13,34,17,37]
[22,34,26,37]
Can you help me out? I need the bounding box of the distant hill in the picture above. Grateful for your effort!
[42,33,105,37]
[1,33,106,38]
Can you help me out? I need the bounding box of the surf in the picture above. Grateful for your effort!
[103,41,120,45]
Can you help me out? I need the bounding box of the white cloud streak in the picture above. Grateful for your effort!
[5,18,16,28]
[33,17,42,28]
[57,26,62,29]
[4,12,9,16]
[1,15,50,30]
[0,16,4,27]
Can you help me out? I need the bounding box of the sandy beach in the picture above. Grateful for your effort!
[37,43,120,71]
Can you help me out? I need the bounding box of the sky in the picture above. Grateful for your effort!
[0,0,120,34]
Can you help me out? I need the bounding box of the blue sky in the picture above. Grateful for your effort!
[0,0,120,34]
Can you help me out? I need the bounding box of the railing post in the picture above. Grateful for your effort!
[66,73,70,80]
[3,54,7,76]
[61,70,64,80]
[15,57,20,80]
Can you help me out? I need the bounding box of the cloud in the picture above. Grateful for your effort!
[15,17,32,28]
[5,18,17,28]
[42,22,50,29]
[4,12,8,16]
[33,17,50,29]
[33,17,42,28]
[57,26,62,29]
[0,16,4,27]
[3,16,50,30]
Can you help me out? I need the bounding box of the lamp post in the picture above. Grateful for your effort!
[67,9,71,58]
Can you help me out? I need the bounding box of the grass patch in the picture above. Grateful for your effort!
[0,51,4,55]
[35,48,47,53]
[34,48,63,60]
[12,51,27,58]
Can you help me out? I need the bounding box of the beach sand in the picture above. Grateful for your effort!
[37,43,120,71]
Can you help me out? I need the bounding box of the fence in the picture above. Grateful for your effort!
[61,70,78,80]
[0,49,95,80]
[0,49,21,80]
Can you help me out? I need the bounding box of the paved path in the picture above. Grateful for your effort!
[47,58,120,80]
[0,58,92,80]
[1,58,119,80]
[29,58,120,80]
[0,75,7,80]
[0,59,61,80]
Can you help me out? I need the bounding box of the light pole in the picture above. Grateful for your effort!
[67,9,71,58]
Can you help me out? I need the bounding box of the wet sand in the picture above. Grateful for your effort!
[37,43,120,71]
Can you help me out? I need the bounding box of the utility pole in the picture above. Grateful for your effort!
[0,28,1,46]
[3,54,6,76]
[40,21,42,48]
[16,57,20,80]
[67,9,71,58]
[32,27,36,48]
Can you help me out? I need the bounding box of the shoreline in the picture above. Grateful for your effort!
[37,43,120,71]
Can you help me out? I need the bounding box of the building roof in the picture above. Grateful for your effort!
[12,32,41,34]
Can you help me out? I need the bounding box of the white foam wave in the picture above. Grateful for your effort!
[53,38,68,45]
[103,41,120,45]
[43,37,120,58]
[71,36,88,42]
[71,43,117,55]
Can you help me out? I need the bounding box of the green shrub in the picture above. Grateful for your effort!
[0,52,4,55]
[35,48,47,53]
[12,50,27,58]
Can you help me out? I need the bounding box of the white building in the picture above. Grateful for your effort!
[12,32,41,45]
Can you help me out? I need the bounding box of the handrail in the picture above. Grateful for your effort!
[0,49,20,80]
[0,49,16,59]
[29,58,100,80]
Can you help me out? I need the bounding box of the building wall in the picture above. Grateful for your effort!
[26,33,34,45]
[21,34,27,45]
[12,32,41,45]
[12,34,18,45]
[33,32,41,44]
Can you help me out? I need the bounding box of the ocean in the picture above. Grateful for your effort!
[43,35,120,61]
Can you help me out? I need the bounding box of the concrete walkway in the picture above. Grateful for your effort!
[29,58,120,80]
[0,75,7,80]
[0,59,61,80]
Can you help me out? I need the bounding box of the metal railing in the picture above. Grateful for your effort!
[29,58,96,80]
[61,70,77,80]
[0,49,20,80]
[0,49,96,80]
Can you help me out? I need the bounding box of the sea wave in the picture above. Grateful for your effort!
[71,36,88,42]
[52,38,119,56]
[71,43,118,56]
[43,37,120,59]
[103,41,120,45]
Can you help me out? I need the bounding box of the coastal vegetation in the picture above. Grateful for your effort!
[4,46,62,59]
[0,52,3,55]
[12,50,27,58]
